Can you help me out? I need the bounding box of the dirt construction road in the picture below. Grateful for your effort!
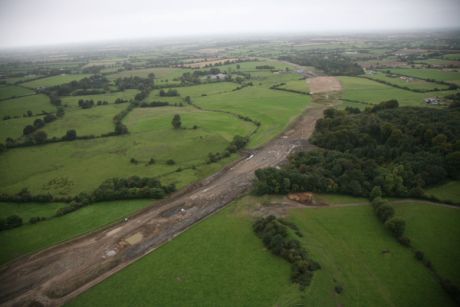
[0,80,336,306]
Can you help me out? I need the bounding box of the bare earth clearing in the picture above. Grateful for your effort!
[0,77,338,307]
[308,76,342,94]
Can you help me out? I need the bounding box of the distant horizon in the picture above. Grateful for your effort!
[0,27,459,51]
[1,0,459,49]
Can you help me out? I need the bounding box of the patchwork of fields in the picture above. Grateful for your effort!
[1,43,460,307]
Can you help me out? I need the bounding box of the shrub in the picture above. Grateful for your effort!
[166,159,176,165]
[376,204,395,223]
[385,218,406,238]
[415,250,425,261]
[369,186,382,200]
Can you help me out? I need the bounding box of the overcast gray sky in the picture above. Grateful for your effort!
[0,0,459,48]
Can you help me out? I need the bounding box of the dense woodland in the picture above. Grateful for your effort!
[255,101,460,200]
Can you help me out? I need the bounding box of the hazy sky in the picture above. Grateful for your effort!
[0,0,459,47]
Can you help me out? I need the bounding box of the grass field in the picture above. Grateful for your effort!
[385,68,460,85]
[69,197,298,307]
[0,94,54,118]
[61,89,139,107]
[41,104,126,138]
[173,82,237,98]
[0,106,253,196]
[0,201,66,222]
[0,199,154,265]
[425,181,460,203]
[21,74,91,89]
[278,79,309,93]
[366,72,450,91]
[194,85,311,147]
[338,76,459,107]
[0,85,34,100]
[69,196,453,307]
[107,67,188,83]
[0,117,37,141]
[392,202,460,286]
[288,204,452,306]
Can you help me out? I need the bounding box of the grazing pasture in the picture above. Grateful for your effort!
[0,85,34,100]
[425,181,460,204]
[0,94,54,118]
[0,199,154,265]
[194,85,311,147]
[41,104,127,138]
[0,117,37,141]
[69,196,452,307]
[392,202,460,286]
[385,68,460,85]
[366,71,451,91]
[0,106,253,196]
[61,89,139,107]
[338,76,459,107]
[21,74,91,89]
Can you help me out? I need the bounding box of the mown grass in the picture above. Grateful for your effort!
[194,85,311,148]
[391,202,460,286]
[70,196,453,307]
[21,74,91,88]
[0,85,34,100]
[338,76,459,107]
[0,94,54,118]
[425,181,460,203]
[0,199,154,265]
[0,106,253,196]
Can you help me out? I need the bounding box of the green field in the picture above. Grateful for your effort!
[0,199,154,265]
[0,201,66,222]
[173,82,237,98]
[41,104,126,138]
[0,85,34,100]
[21,74,91,89]
[425,181,460,203]
[392,202,460,286]
[0,117,37,141]
[0,94,54,118]
[385,68,460,85]
[0,106,253,196]
[61,89,139,107]
[338,76,459,107]
[279,79,309,93]
[107,67,188,83]
[70,196,453,307]
[194,85,311,147]
[366,72,450,91]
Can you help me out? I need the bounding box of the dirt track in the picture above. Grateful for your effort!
[0,80,337,307]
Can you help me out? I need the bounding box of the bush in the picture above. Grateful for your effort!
[385,218,406,238]
[415,250,425,261]
[0,215,23,231]
[369,186,382,200]
[376,204,395,223]
[398,236,411,247]
[166,159,176,165]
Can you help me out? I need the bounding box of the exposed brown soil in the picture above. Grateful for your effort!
[308,77,342,94]
[0,77,341,307]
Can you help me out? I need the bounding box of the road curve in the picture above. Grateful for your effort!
[0,102,328,307]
